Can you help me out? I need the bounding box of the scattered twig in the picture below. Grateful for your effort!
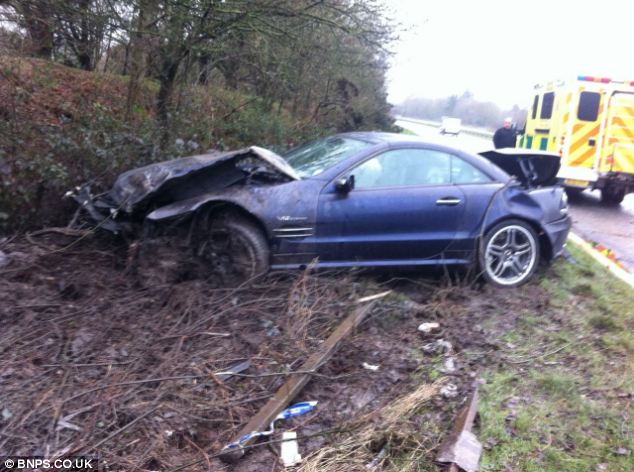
[507,342,573,364]
[42,361,134,368]
[83,405,160,453]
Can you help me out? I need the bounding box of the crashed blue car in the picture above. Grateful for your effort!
[73,132,571,287]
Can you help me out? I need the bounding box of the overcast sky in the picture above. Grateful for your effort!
[386,0,634,109]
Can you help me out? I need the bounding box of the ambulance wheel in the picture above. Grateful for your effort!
[601,187,625,206]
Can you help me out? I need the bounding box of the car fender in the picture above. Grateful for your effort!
[481,185,545,236]
[146,179,320,238]
[480,184,569,260]
[146,192,263,229]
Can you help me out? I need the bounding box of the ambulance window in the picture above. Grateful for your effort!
[540,92,554,119]
[531,95,539,119]
[578,92,600,121]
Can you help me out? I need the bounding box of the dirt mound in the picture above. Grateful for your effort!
[0,56,154,127]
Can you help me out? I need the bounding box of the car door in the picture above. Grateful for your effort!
[315,147,466,263]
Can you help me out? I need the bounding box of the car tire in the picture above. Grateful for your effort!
[201,213,270,283]
[600,187,625,206]
[480,219,540,288]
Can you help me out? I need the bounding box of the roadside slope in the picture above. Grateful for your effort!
[0,56,310,231]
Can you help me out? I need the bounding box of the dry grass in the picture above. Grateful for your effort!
[298,381,443,472]
[285,263,348,351]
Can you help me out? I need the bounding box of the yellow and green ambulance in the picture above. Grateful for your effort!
[519,76,634,204]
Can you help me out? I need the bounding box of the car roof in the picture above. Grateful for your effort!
[333,131,510,183]
[337,131,427,144]
[337,131,465,150]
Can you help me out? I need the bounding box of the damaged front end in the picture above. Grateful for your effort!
[68,146,298,235]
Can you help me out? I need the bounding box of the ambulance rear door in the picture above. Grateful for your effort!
[601,92,634,175]
[559,89,603,184]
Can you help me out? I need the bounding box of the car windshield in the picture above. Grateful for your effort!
[284,136,372,177]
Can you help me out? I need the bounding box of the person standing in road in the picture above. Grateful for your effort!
[493,117,517,149]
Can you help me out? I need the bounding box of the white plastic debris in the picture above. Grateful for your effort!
[362,362,380,371]
[56,418,82,432]
[438,340,453,353]
[2,407,12,420]
[417,322,440,333]
[365,447,386,469]
[0,250,8,268]
[440,383,459,398]
[422,339,453,354]
[440,357,456,373]
[280,431,302,467]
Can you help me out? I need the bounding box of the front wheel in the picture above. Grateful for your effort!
[199,213,270,284]
[480,219,540,288]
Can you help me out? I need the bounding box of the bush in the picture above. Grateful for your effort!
[0,58,330,232]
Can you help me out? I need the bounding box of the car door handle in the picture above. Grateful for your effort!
[436,197,461,206]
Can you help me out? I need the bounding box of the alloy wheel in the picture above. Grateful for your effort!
[484,224,537,286]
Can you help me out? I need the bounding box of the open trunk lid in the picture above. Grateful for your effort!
[479,148,560,187]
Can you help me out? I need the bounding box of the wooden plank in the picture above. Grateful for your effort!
[219,297,383,463]
[437,387,480,472]
[450,387,478,434]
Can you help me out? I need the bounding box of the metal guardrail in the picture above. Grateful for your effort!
[395,116,494,140]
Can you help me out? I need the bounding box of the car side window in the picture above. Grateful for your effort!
[451,156,492,184]
[353,149,452,189]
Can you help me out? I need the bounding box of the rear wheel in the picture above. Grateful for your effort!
[600,186,625,205]
[480,219,540,288]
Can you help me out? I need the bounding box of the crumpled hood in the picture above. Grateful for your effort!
[479,149,560,187]
[111,146,299,213]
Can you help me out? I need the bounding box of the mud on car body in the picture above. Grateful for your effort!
[70,133,571,287]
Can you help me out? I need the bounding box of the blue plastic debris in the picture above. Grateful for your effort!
[222,401,318,450]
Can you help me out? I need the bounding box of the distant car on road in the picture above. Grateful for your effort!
[440,117,461,135]
[72,133,571,287]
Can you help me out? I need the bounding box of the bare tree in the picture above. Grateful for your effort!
[4,0,54,58]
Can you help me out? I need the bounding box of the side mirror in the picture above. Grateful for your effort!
[335,175,355,193]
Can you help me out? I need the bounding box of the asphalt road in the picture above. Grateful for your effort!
[396,119,634,271]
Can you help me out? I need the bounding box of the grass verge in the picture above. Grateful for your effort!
[359,244,634,471]
[478,245,633,471]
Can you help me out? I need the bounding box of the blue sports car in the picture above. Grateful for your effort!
[73,132,571,287]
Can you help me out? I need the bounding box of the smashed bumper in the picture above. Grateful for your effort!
[543,214,572,259]
[69,146,298,234]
